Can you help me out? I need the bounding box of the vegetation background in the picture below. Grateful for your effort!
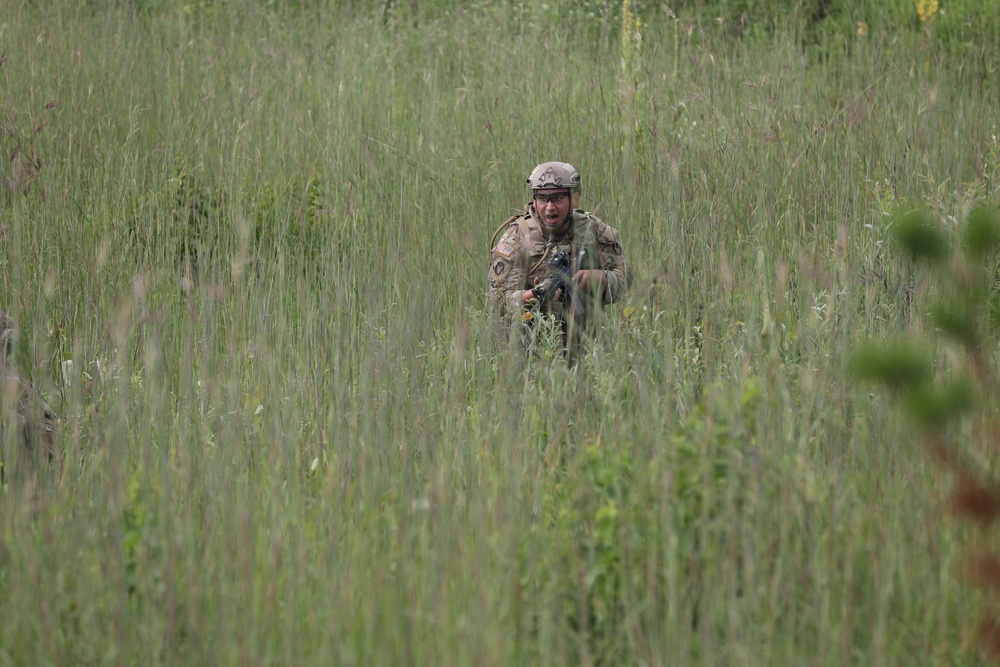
[1,0,998,664]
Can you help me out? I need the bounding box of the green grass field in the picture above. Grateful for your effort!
[1,1,999,664]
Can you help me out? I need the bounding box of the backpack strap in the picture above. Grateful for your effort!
[489,205,532,250]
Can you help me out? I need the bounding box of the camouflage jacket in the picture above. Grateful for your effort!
[1,367,57,468]
[487,205,632,323]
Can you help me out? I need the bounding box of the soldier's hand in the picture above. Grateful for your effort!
[520,278,540,306]
[523,277,561,306]
[574,269,607,295]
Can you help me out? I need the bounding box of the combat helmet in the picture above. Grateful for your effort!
[526,162,581,194]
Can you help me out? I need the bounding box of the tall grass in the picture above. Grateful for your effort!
[0,1,997,664]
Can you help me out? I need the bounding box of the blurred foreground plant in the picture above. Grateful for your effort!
[850,202,1000,661]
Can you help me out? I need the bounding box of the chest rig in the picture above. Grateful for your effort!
[519,210,599,283]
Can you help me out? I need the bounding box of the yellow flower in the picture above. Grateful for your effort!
[916,0,939,24]
[856,21,868,37]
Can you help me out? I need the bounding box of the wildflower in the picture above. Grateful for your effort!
[620,0,642,82]
[916,0,939,25]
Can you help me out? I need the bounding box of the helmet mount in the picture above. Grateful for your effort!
[526,162,581,194]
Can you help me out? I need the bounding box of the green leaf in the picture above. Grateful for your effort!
[988,293,1000,334]
[848,342,932,390]
[892,209,949,263]
[963,203,1000,260]
[904,379,976,429]
[930,300,978,346]
[740,378,761,407]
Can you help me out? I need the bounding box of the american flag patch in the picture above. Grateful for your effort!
[495,242,515,258]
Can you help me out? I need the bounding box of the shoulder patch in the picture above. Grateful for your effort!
[495,242,516,258]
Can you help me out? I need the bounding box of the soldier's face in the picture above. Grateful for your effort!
[532,189,572,230]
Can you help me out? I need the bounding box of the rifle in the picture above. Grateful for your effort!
[530,248,590,317]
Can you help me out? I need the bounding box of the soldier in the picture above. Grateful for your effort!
[0,309,57,483]
[488,161,632,353]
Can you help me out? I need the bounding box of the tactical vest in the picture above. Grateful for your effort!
[491,206,600,278]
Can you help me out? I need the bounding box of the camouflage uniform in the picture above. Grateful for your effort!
[488,203,632,346]
[0,310,57,482]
